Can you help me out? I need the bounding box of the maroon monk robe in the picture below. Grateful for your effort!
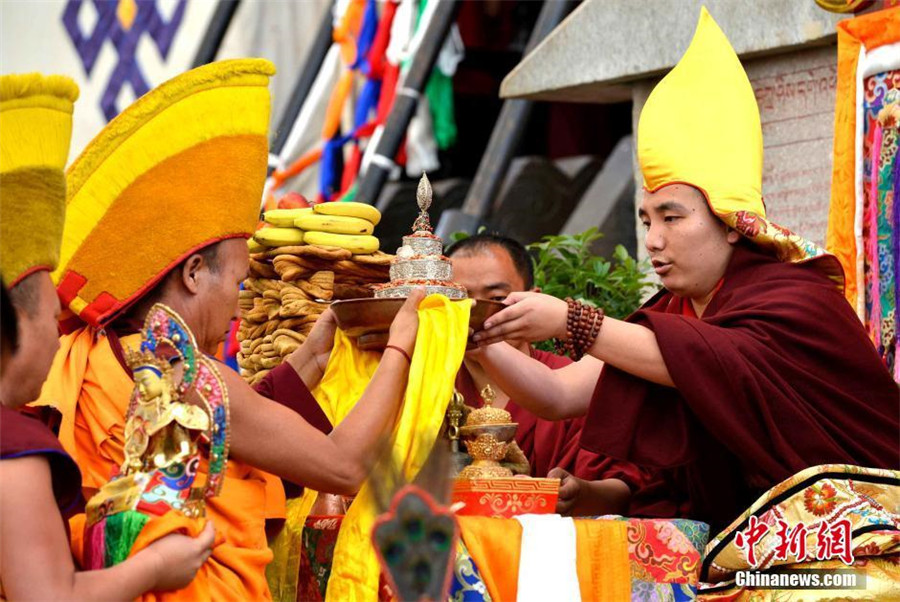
[581,243,900,532]
[254,362,331,436]
[0,404,83,518]
[253,362,331,501]
[456,349,650,492]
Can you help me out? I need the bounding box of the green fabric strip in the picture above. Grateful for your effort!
[104,510,150,567]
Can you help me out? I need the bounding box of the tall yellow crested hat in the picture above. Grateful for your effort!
[0,73,79,287]
[638,7,842,285]
[54,59,275,328]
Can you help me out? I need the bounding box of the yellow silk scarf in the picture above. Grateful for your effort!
[267,330,381,602]
[269,294,471,602]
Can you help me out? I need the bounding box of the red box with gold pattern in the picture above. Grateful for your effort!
[452,478,560,518]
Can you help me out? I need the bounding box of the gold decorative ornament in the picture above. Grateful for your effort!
[457,385,518,479]
[814,0,873,14]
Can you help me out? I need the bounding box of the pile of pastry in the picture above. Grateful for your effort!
[237,242,391,385]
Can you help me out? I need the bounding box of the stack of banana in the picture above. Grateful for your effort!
[251,201,381,254]
[238,202,392,385]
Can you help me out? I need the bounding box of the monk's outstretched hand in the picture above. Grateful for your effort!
[473,291,567,346]
[387,287,426,358]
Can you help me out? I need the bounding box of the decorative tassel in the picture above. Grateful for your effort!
[104,510,149,567]
[84,519,108,570]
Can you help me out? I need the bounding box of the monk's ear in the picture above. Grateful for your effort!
[180,254,205,295]
[531,286,541,293]
[725,226,741,245]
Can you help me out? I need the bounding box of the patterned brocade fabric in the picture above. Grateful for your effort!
[449,541,492,602]
[699,464,900,601]
[296,516,394,602]
[625,517,710,601]
[861,71,900,377]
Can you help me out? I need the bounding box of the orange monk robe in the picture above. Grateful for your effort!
[37,327,284,601]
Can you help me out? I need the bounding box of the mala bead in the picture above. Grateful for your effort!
[556,298,606,360]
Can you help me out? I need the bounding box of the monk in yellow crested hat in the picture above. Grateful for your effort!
[637,6,842,283]
[470,6,898,536]
[0,74,77,288]
[54,58,276,329]
[1,73,78,405]
[0,73,217,600]
[36,58,428,601]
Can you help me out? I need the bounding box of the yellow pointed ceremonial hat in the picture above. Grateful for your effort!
[0,73,78,287]
[637,7,842,285]
[54,59,275,328]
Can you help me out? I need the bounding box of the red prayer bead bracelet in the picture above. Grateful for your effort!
[555,297,605,361]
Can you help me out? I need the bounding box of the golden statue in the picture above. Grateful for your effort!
[86,304,229,526]
[122,361,211,475]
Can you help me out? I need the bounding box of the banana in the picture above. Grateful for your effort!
[247,238,266,254]
[264,208,313,227]
[254,227,304,247]
[295,213,374,235]
[313,201,381,226]
[304,231,380,254]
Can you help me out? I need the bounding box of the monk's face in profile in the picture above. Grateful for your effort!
[639,184,739,301]
[191,239,249,355]
[1,272,61,407]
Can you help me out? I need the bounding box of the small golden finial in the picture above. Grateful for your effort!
[416,172,432,212]
[411,172,434,233]
[465,384,511,427]
[481,384,496,407]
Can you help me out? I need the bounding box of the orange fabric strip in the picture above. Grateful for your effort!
[827,7,900,308]
[322,71,355,140]
[272,147,323,190]
[827,25,863,308]
[333,0,365,64]
[574,519,631,602]
[458,516,521,602]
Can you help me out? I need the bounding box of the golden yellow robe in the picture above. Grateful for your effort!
[37,327,283,601]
